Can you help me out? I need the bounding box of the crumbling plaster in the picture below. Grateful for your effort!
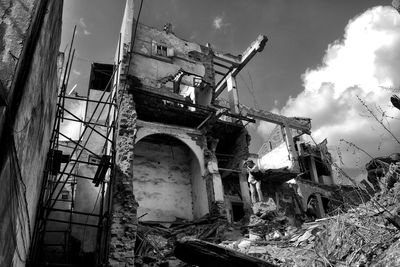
[135,120,205,173]
[131,23,206,89]
[0,0,63,266]
[295,180,331,217]
[259,142,293,170]
[134,120,209,221]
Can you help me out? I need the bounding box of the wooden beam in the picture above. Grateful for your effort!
[174,239,277,267]
[214,35,268,97]
[239,104,311,133]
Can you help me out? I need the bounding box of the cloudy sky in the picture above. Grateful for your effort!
[62,0,400,180]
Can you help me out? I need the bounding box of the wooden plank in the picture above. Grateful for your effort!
[174,239,277,267]
[239,104,311,133]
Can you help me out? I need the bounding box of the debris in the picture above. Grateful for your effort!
[131,158,400,267]
[174,238,277,267]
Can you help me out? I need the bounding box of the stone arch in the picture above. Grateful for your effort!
[135,129,204,174]
[132,133,208,222]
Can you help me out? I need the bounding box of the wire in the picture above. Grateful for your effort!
[8,138,32,263]
[238,72,259,110]
[11,139,32,240]
[13,117,32,134]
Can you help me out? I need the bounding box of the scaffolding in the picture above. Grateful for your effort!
[29,28,120,266]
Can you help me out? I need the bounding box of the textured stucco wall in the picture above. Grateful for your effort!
[133,139,195,221]
[135,120,208,221]
[130,23,205,89]
[0,0,63,266]
[109,87,138,267]
[135,120,205,171]
[295,180,332,208]
[0,0,35,91]
[259,142,293,170]
[107,0,216,264]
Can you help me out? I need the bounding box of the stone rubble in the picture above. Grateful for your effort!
[130,161,400,267]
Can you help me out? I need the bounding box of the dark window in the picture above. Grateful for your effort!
[88,154,101,164]
[89,63,114,92]
[156,44,167,57]
[61,190,69,200]
[231,202,245,222]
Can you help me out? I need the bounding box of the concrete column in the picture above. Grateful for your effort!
[308,158,326,217]
[281,125,300,172]
[239,172,252,213]
[205,159,226,217]
[213,174,224,200]
[227,74,239,114]
[315,194,326,218]
[207,161,224,201]
[109,87,138,266]
[309,156,319,183]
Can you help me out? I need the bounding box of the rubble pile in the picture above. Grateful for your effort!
[219,162,400,267]
[134,215,230,267]
[133,163,400,266]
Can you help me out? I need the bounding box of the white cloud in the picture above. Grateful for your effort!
[257,6,400,179]
[60,101,86,141]
[213,16,223,29]
[79,18,91,35]
[213,15,230,30]
[79,18,87,28]
[72,69,81,76]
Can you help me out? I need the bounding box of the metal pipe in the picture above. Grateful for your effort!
[63,95,115,106]
[44,64,119,213]
[60,105,113,143]
[44,207,101,217]
[61,49,75,122]
[59,116,110,128]
[45,218,99,228]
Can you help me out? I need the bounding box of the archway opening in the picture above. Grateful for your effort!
[133,134,208,222]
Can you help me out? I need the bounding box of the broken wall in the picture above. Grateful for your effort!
[218,128,252,218]
[259,126,293,170]
[0,0,63,265]
[134,121,208,222]
[129,21,214,106]
[133,135,197,221]
[108,1,138,265]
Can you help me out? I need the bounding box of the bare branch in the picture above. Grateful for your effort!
[356,95,400,145]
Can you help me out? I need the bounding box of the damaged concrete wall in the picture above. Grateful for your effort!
[259,126,293,170]
[0,0,63,265]
[131,23,205,88]
[222,129,251,172]
[129,20,215,106]
[134,121,208,221]
[218,128,252,216]
[107,0,219,264]
[109,86,138,266]
[133,136,195,221]
[108,1,138,265]
[260,142,293,170]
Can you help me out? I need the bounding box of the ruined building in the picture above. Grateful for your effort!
[0,0,360,266]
